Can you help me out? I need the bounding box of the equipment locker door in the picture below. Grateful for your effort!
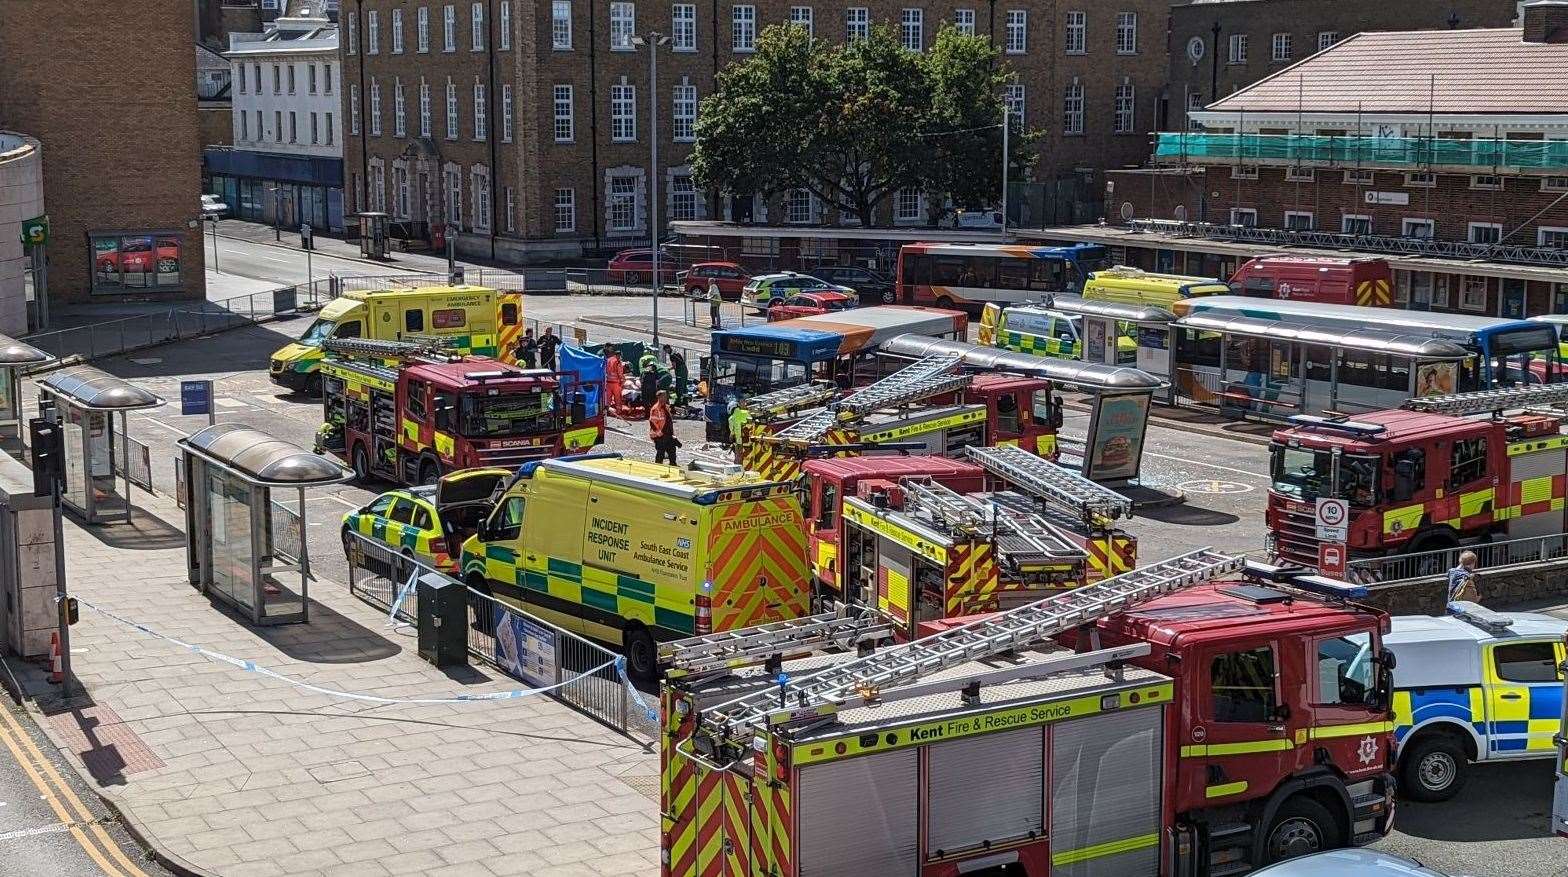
[1049,706,1163,876]
[797,748,919,877]
[927,727,1044,858]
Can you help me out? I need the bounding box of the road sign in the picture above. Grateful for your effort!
[180,380,214,421]
[19,215,48,246]
[1315,497,1348,541]
[1318,542,1347,578]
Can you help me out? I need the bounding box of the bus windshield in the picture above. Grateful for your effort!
[297,318,337,347]
[713,356,811,397]
[1270,444,1380,505]
[460,391,558,437]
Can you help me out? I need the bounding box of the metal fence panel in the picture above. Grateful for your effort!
[1350,533,1568,586]
[270,500,305,565]
[123,436,153,492]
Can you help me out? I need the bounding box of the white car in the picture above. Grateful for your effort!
[951,209,1004,229]
[200,194,228,217]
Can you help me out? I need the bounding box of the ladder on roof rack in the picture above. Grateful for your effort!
[901,478,989,534]
[899,479,1085,567]
[769,408,841,444]
[1402,383,1568,416]
[658,612,894,676]
[965,444,1134,524]
[742,382,839,418]
[322,336,461,362]
[700,548,1242,742]
[830,353,971,417]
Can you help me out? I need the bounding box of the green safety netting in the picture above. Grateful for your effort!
[1154,133,1568,171]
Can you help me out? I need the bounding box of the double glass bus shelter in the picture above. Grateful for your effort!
[37,366,163,524]
[0,335,54,452]
[179,424,352,625]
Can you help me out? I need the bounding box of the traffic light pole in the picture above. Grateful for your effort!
[51,477,72,702]
[31,413,74,701]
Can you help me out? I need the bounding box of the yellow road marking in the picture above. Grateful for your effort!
[0,705,151,877]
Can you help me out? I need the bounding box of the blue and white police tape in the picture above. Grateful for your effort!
[613,656,660,725]
[386,567,418,629]
[66,594,615,706]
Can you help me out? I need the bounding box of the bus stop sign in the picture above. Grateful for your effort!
[181,380,213,416]
[1318,543,1347,578]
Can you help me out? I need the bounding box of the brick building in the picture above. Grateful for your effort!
[340,0,1176,261]
[0,2,206,311]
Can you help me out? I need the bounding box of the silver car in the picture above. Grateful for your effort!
[1253,850,1455,876]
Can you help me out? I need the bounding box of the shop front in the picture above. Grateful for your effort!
[203,148,344,232]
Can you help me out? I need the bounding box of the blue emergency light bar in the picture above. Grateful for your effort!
[1288,415,1387,437]
[1289,575,1369,601]
[1449,601,1515,633]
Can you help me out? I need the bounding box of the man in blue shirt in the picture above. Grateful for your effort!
[1447,550,1480,605]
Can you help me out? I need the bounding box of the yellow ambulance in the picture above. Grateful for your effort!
[458,453,809,678]
[1081,266,1230,310]
[269,285,522,393]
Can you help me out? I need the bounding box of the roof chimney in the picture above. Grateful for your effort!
[1522,0,1568,42]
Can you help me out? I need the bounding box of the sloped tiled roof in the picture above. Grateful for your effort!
[1208,28,1568,115]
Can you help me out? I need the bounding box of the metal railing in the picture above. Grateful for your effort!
[342,530,656,740]
[123,435,153,492]
[334,267,699,298]
[1154,131,1568,173]
[270,500,305,566]
[1348,533,1568,586]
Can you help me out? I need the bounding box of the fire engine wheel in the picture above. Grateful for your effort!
[1400,734,1467,802]
[623,625,658,682]
[1262,797,1340,865]
[352,446,372,482]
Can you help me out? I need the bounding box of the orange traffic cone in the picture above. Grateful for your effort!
[48,631,62,684]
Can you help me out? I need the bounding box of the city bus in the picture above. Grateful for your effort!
[1170,296,1562,417]
[704,306,969,439]
[894,242,1106,310]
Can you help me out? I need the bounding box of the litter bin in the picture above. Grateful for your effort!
[417,573,468,667]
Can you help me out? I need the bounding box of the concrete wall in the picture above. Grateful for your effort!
[0,133,42,335]
[1361,558,1568,616]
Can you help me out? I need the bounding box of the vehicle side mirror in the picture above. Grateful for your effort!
[1377,647,1397,671]
[1051,396,1065,430]
[1271,703,1291,723]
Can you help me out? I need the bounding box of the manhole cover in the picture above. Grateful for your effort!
[1176,479,1253,495]
[309,760,371,783]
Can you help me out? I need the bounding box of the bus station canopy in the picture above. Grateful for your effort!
[1043,294,1176,325]
[39,365,163,411]
[0,335,53,367]
[880,334,1165,391]
[1174,313,1471,360]
[179,423,352,488]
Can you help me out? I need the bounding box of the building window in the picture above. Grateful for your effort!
[445,166,463,228]
[239,111,248,140]
[325,112,334,145]
[1459,276,1488,312]
[610,175,638,231]
[790,6,813,35]
[289,110,298,143]
[673,4,696,50]
[420,78,432,136]
[1284,211,1314,230]
[371,161,386,211]
[1285,166,1314,182]
[394,79,406,136]
[1228,33,1247,64]
[501,84,513,142]
[367,9,379,53]
[323,64,333,94]
[443,4,457,51]
[1404,171,1436,188]
[894,188,922,222]
[1230,165,1258,180]
[473,81,487,139]
[471,2,485,50]
[255,109,264,140]
[785,189,813,224]
[1468,222,1502,245]
[237,64,246,95]
[553,85,575,141]
[446,77,458,139]
[1115,12,1137,54]
[418,6,430,51]
[350,84,360,134]
[1402,218,1434,239]
[394,165,410,217]
[552,0,572,48]
[505,186,516,233]
[1539,227,1568,249]
[1470,174,1503,190]
[287,64,296,94]
[1343,169,1373,185]
[346,16,357,53]
[1113,83,1134,133]
[368,79,381,135]
[472,166,490,230]
[733,5,757,51]
[309,114,320,146]
[306,64,316,94]
[901,8,923,51]
[1317,31,1338,51]
[954,8,974,35]
[672,174,698,221]
[1230,207,1257,227]
[392,8,404,52]
[1271,32,1291,61]
[1005,10,1026,54]
[1542,176,1568,193]
[673,82,697,141]
[500,1,511,49]
[611,81,636,141]
[1003,83,1025,131]
[1342,215,1372,235]
[611,2,635,50]
[555,188,577,232]
[1065,10,1085,54]
[89,233,185,292]
[846,7,869,41]
[1062,82,1084,136]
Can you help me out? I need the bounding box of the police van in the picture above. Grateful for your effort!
[1386,602,1568,801]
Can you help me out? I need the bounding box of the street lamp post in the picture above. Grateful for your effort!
[207,214,221,274]
[633,32,671,349]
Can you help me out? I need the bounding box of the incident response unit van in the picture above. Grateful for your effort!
[459,453,810,678]
[979,302,1138,364]
[270,285,523,393]
[1082,266,1231,310]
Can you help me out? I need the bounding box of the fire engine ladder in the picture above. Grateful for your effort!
[901,478,1082,565]
[742,382,839,419]
[1402,383,1568,416]
[766,353,972,446]
[700,548,1243,741]
[900,478,989,534]
[321,336,459,362]
[658,611,895,677]
[965,444,1134,526]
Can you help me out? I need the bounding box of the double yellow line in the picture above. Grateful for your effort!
[0,703,153,877]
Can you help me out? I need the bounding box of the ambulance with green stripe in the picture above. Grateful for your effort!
[341,468,509,573]
[271,285,521,394]
[979,302,1138,364]
[460,453,809,678]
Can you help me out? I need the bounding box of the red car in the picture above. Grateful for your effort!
[606,248,678,284]
[766,291,857,321]
[680,261,749,300]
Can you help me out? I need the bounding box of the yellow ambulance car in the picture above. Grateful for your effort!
[1081,266,1230,310]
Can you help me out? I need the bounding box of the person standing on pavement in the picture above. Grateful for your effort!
[649,390,678,465]
[662,344,688,405]
[1447,550,1481,604]
[708,284,723,329]
[516,328,538,368]
[639,358,660,407]
[538,326,560,371]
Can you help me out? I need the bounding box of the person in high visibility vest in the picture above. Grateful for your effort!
[605,351,625,407]
[649,390,678,466]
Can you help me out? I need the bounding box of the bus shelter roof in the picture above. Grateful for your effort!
[1174,313,1471,360]
[0,334,54,367]
[1042,294,1176,325]
[880,334,1165,391]
[38,365,164,411]
[178,423,353,487]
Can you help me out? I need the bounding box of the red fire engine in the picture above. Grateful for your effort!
[318,337,604,484]
[658,551,1396,876]
[1266,383,1568,570]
